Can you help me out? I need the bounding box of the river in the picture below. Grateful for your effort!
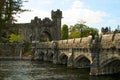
[0,60,120,80]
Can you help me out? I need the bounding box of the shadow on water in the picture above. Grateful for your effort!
[0,60,120,80]
[89,72,120,80]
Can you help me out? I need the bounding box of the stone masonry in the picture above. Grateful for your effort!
[15,9,62,43]
[33,33,120,76]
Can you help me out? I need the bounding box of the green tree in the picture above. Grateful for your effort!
[61,24,68,40]
[69,22,87,38]
[69,22,99,39]
[69,30,80,39]
[0,0,27,42]
[9,34,21,43]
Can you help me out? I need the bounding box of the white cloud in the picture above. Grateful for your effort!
[72,0,85,9]
[36,0,54,4]
[62,0,106,26]
[16,0,107,26]
[15,9,50,23]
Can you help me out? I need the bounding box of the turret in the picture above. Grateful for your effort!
[51,9,62,40]
[51,9,62,20]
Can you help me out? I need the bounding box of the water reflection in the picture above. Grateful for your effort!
[0,60,120,80]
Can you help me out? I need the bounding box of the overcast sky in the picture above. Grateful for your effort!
[15,0,120,31]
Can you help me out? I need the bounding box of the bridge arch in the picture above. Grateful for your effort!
[38,51,44,60]
[47,51,54,61]
[58,53,68,65]
[101,57,120,74]
[74,55,91,68]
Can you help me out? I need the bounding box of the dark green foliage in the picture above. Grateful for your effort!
[40,38,47,42]
[0,0,27,23]
[0,0,27,42]
[61,24,68,40]
[23,42,31,54]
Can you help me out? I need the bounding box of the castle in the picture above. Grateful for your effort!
[15,9,62,43]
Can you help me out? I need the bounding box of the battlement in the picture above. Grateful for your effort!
[51,9,62,19]
[17,9,62,42]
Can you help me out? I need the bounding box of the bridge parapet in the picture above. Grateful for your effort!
[35,42,49,49]
[57,40,62,48]
[100,33,120,49]
[57,36,92,49]
[46,41,52,49]
[113,33,120,49]
[67,39,74,48]
[101,34,113,48]
[76,36,92,48]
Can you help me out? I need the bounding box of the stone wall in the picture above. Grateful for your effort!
[0,43,23,59]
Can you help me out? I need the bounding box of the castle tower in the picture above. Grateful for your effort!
[51,9,62,40]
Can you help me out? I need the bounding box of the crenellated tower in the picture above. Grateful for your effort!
[51,9,62,40]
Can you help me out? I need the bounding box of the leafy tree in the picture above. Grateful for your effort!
[0,0,27,42]
[9,34,21,43]
[69,22,87,38]
[69,22,99,39]
[61,24,68,40]
[69,30,80,39]
[0,0,27,23]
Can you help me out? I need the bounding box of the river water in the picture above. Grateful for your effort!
[0,60,120,80]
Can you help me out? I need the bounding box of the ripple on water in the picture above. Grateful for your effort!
[0,60,120,80]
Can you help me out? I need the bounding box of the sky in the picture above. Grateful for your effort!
[15,0,120,31]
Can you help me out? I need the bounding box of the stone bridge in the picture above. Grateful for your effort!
[32,33,120,75]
